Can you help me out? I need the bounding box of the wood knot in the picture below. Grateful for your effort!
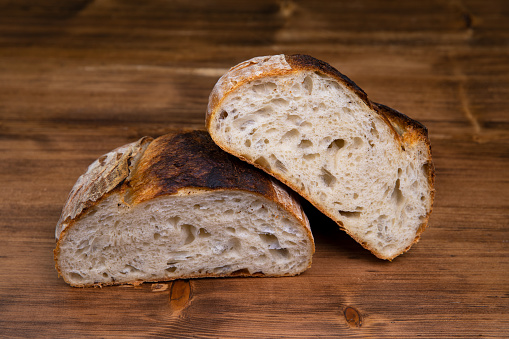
[344,306,362,328]
[278,0,297,19]
[169,280,191,313]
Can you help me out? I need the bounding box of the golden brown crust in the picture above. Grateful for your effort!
[207,54,435,260]
[285,54,371,108]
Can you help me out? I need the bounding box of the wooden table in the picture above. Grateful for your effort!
[1,1,508,337]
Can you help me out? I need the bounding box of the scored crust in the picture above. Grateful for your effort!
[206,54,435,259]
[54,130,313,286]
[55,136,153,240]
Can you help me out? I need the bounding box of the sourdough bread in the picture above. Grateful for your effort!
[54,131,314,287]
[207,54,435,260]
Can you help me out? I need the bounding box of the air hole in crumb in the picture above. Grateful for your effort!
[422,162,430,176]
[303,153,319,161]
[287,115,302,125]
[75,247,88,255]
[70,273,84,281]
[353,193,359,199]
[274,158,287,172]
[154,233,161,240]
[212,265,231,274]
[165,266,177,273]
[342,107,353,114]
[168,216,181,227]
[339,211,361,218]
[229,238,242,252]
[281,217,292,226]
[391,179,404,205]
[300,121,313,129]
[198,228,211,238]
[124,264,140,273]
[181,224,196,245]
[254,156,271,170]
[252,82,277,94]
[102,272,108,278]
[226,227,236,234]
[271,98,288,106]
[303,75,313,94]
[328,139,345,150]
[320,136,332,145]
[245,139,251,147]
[353,137,364,147]
[231,268,250,276]
[270,248,289,258]
[281,129,300,142]
[236,119,255,131]
[298,139,313,148]
[320,168,337,187]
[370,122,379,137]
[258,205,268,215]
[259,233,280,249]
[219,110,228,120]
[254,107,274,117]
[264,139,269,144]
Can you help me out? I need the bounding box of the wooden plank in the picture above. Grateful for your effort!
[0,0,508,337]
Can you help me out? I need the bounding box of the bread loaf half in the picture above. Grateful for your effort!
[54,131,314,287]
[207,54,435,260]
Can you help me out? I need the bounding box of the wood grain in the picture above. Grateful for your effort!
[1,0,508,337]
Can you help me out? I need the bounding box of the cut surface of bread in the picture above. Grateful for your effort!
[207,54,435,260]
[54,131,314,287]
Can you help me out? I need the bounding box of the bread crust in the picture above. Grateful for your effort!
[55,136,153,240]
[206,54,435,260]
[54,130,313,286]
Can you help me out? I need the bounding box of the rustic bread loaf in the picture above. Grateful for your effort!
[54,131,314,287]
[206,54,435,260]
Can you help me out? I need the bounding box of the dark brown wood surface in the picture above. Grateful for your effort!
[1,1,508,337]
